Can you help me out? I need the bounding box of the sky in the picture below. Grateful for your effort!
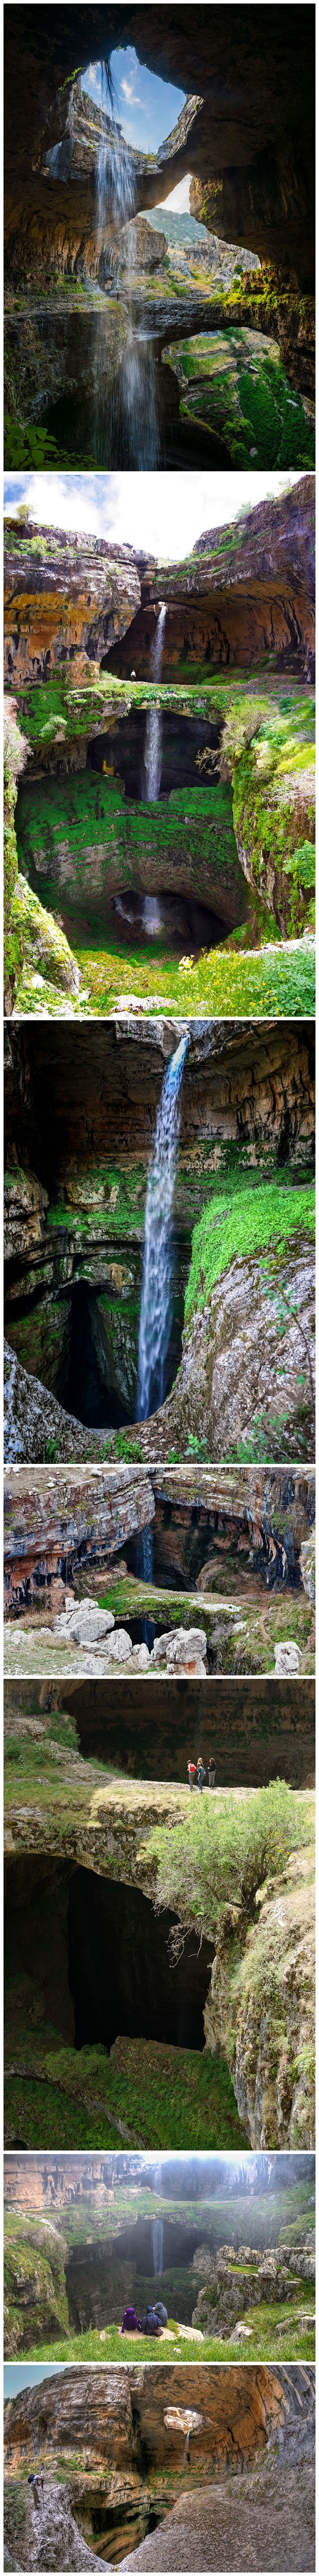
[82,49,186,155]
[3,472,303,562]
[4,2365,66,2398]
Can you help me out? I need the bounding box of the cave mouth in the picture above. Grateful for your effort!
[73,2496,162,2568]
[55,1273,184,1432]
[111,890,228,952]
[65,2213,208,2338]
[88,709,223,796]
[80,50,187,161]
[68,1869,213,2055]
[56,1281,132,1432]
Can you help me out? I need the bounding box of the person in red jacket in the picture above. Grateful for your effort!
[187,1760,196,1790]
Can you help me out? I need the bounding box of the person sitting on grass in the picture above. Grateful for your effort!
[120,2305,142,2334]
[154,2300,168,2326]
[141,2304,163,2336]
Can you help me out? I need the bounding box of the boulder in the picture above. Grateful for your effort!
[115,216,167,273]
[274,1642,302,1676]
[53,1601,115,1644]
[150,1627,207,1673]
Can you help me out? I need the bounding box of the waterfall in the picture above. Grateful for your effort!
[96,63,135,245]
[136,1033,188,1422]
[94,64,160,465]
[143,896,162,936]
[136,1524,154,1584]
[144,606,166,801]
[152,2217,164,2277]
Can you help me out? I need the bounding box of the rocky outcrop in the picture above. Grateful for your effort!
[191,2237,315,2336]
[4,534,141,689]
[4,480,315,684]
[4,1341,106,1464]
[204,1842,315,2150]
[3,1466,155,1610]
[139,1238,315,1463]
[4,13,314,292]
[3,2360,297,2472]
[3,2479,106,2571]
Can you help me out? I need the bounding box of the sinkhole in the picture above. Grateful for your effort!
[68,1873,212,2054]
[5,1859,213,2060]
[64,2211,208,2336]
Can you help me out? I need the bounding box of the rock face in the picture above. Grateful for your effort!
[3,1466,156,1610]
[4,14,314,291]
[34,1674,314,1791]
[4,534,141,689]
[204,1842,315,2149]
[3,2360,298,2472]
[143,1239,315,1463]
[114,218,168,274]
[113,480,315,676]
[3,1018,315,1462]
[191,2237,315,2336]
[3,2479,106,2571]
[4,481,315,683]
[4,1341,105,1465]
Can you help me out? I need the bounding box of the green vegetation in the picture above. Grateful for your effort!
[22,2306,315,2366]
[144,1780,314,1939]
[185,1180,315,1321]
[4,2024,245,2151]
[169,329,315,469]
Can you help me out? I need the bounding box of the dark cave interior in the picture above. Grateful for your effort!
[5,1858,213,2060]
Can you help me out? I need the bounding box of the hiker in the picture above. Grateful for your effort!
[141,2305,162,2337]
[154,2300,168,2326]
[186,2430,191,2466]
[120,2305,141,2334]
[130,668,136,680]
[27,2476,40,2510]
[197,1757,206,1792]
[208,1757,216,1788]
[187,1760,197,1790]
[41,2465,45,2504]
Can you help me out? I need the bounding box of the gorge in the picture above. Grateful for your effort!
[4,11,315,472]
[3,476,316,1023]
[3,2363,315,2571]
[3,1017,316,1465]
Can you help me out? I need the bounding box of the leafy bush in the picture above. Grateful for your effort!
[146,1780,313,1936]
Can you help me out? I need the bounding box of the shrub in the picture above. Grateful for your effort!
[146,1780,313,1938]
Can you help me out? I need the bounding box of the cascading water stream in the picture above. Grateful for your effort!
[152,2217,164,2277]
[136,1032,189,1422]
[94,61,160,464]
[144,604,166,803]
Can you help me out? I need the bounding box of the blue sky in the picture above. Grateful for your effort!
[4,472,303,561]
[4,2365,66,2398]
[82,49,186,155]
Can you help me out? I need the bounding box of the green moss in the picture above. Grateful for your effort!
[167,328,315,468]
[186,1180,315,1321]
[4,2010,245,2151]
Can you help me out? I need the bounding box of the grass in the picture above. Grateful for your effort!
[185,1180,316,1321]
[22,2309,315,2366]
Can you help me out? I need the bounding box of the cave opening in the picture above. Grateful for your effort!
[67,1869,213,2055]
[56,1281,132,1431]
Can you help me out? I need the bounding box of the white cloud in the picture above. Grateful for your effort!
[3,471,304,563]
[121,76,141,104]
